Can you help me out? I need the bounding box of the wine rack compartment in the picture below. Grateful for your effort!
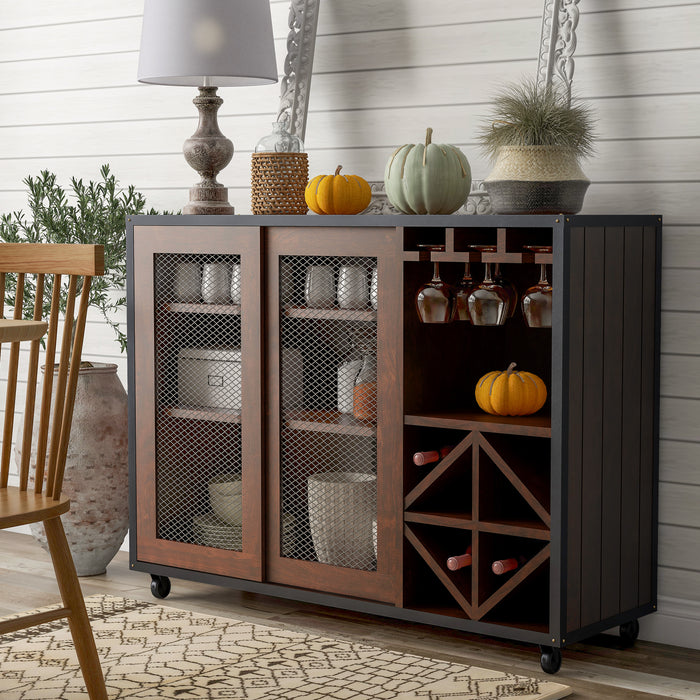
[129,215,661,672]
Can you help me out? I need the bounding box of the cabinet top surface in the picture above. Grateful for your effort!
[128,213,661,229]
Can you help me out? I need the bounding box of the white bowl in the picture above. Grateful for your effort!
[208,475,243,526]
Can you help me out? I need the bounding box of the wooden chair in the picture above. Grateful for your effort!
[0,243,108,700]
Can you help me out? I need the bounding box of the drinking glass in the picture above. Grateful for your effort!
[522,245,553,328]
[230,263,242,304]
[201,262,231,304]
[305,265,335,308]
[453,262,473,321]
[467,245,510,326]
[370,267,378,310]
[415,245,454,323]
[173,261,201,302]
[494,263,518,317]
[337,265,369,309]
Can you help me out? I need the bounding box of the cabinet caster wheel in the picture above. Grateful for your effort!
[150,575,171,599]
[620,619,640,645]
[539,646,562,674]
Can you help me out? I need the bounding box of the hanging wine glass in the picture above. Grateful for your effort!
[415,245,454,323]
[467,245,510,326]
[521,245,553,328]
[494,262,518,318]
[453,262,473,322]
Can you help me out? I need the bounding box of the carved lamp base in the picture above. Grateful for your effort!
[182,86,236,215]
[183,184,235,215]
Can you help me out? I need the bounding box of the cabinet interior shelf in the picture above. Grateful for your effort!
[163,406,241,424]
[404,511,474,528]
[404,411,551,438]
[284,306,376,321]
[165,302,241,316]
[403,512,550,540]
[284,409,376,436]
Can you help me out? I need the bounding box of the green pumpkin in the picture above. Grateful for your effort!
[384,127,471,215]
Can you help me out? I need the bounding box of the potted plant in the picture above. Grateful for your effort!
[477,79,596,214]
[0,165,168,575]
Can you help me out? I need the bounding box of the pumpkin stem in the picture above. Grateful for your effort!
[334,165,343,176]
[423,127,433,167]
[506,362,517,375]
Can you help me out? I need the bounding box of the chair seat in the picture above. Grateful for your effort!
[0,486,70,529]
[0,319,48,343]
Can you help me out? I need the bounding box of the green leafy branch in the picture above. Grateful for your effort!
[0,165,170,353]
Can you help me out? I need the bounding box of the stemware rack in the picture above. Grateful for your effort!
[128,214,661,674]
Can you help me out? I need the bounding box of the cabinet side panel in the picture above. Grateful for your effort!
[638,225,660,606]
[566,226,585,633]
[580,227,605,628]
[620,227,644,612]
[600,228,625,620]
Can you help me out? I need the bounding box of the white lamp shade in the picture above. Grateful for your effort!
[137,0,278,87]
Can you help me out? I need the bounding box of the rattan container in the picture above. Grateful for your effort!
[251,152,309,215]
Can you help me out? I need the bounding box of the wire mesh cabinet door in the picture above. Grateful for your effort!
[265,226,403,603]
[131,225,264,581]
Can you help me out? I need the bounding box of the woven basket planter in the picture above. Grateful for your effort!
[251,152,308,215]
[483,145,590,215]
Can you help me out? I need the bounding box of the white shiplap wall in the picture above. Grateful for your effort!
[0,0,698,649]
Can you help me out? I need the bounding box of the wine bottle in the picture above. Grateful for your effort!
[446,545,472,571]
[412,445,453,466]
[491,555,527,575]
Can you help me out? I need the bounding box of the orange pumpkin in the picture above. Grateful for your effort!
[475,362,547,416]
[305,165,371,215]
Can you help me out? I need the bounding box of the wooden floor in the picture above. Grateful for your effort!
[1,531,699,700]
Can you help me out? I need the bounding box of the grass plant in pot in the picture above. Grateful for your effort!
[1,165,166,575]
[478,79,596,214]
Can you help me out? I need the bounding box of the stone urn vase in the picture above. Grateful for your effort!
[19,362,129,576]
[483,145,590,214]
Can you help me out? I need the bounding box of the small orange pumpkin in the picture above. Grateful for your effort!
[475,362,547,416]
[305,165,372,215]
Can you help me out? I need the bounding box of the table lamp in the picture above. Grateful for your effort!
[137,0,278,214]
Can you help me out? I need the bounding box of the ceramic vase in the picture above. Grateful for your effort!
[307,472,376,571]
[21,363,129,576]
[483,145,590,214]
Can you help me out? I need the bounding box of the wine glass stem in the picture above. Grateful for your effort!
[539,263,548,285]
[483,262,493,283]
[432,261,441,282]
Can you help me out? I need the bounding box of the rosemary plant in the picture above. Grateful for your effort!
[0,165,169,353]
[478,79,596,160]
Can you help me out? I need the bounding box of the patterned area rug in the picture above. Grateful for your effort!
[0,595,571,699]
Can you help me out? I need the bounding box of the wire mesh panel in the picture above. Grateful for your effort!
[278,255,378,571]
[153,253,244,551]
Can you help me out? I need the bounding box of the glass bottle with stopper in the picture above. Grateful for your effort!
[255,117,304,153]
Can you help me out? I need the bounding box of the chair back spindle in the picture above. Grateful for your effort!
[0,243,104,498]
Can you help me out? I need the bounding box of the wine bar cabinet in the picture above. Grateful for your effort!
[127,214,661,673]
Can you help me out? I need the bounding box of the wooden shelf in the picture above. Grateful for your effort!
[163,406,241,424]
[404,511,474,529]
[404,411,551,438]
[284,306,376,321]
[165,302,241,315]
[477,519,550,541]
[403,512,549,540]
[283,409,376,437]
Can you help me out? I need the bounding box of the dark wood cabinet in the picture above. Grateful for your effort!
[127,213,661,672]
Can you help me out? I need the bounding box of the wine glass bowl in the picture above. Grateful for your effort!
[453,262,473,322]
[467,245,510,326]
[415,245,455,323]
[521,245,553,328]
[494,262,518,318]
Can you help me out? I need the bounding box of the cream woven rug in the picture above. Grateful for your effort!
[0,595,571,699]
